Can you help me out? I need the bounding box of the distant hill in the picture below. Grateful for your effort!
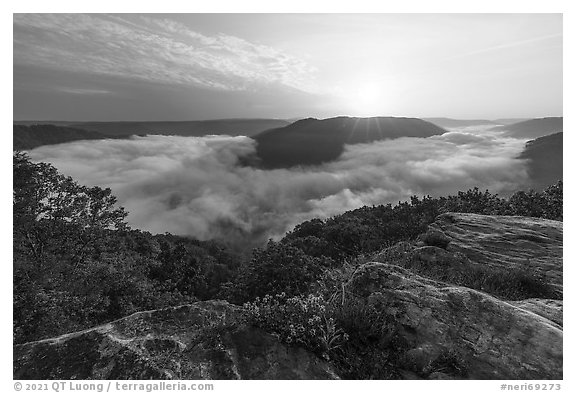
[492,118,530,126]
[284,117,305,123]
[250,116,446,169]
[423,118,496,128]
[14,119,290,138]
[492,117,563,139]
[13,124,112,150]
[518,132,563,191]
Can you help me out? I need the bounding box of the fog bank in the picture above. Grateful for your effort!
[29,130,529,248]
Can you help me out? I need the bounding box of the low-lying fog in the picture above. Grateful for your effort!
[29,126,529,248]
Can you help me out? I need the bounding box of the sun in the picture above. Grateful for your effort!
[356,84,381,104]
[333,78,390,117]
[350,83,384,116]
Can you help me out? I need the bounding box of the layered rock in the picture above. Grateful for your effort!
[511,299,563,328]
[13,300,338,380]
[347,262,563,379]
[428,213,563,295]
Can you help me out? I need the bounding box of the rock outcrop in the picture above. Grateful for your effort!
[350,213,563,379]
[13,300,338,380]
[428,213,563,295]
[511,299,563,327]
[347,262,563,379]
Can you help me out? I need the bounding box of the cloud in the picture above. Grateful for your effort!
[28,130,529,249]
[13,14,317,93]
[445,33,562,60]
[55,87,112,95]
[432,131,496,146]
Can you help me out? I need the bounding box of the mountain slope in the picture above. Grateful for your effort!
[14,119,290,138]
[423,118,497,128]
[13,124,111,150]
[492,117,563,139]
[251,116,446,169]
[518,132,563,191]
[493,118,530,126]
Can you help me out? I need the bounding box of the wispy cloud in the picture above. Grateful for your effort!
[13,14,318,93]
[55,87,112,95]
[445,33,562,60]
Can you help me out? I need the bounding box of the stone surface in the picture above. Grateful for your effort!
[13,300,338,380]
[347,262,563,379]
[429,213,563,294]
[511,298,563,328]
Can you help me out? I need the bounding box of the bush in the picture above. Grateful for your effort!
[418,230,451,249]
[282,182,562,265]
[508,181,563,220]
[326,286,412,379]
[244,293,347,358]
[226,241,329,303]
[424,348,469,378]
[244,286,411,379]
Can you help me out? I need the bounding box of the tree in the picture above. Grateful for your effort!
[229,240,327,303]
[13,153,243,344]
[13,152,127,270]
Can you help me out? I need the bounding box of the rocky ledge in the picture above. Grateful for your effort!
[347,262,562,379]
[13,300,338,380]
[428,213,562,294]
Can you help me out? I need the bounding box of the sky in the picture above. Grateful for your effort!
[13,13,562,121]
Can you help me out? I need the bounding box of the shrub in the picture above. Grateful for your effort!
[323,282,413,379]
[508,181,563,221]
[244,293,348,358]
[424,348,469,378]
[227,241,328,303]
[418,230,451,249]
[244,285,412,379]
[282,182,562,266]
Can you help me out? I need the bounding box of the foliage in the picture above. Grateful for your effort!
[13,153,242,344]
[323,281,414,379]
[282,182,562,264]
[507,183,563,220]
[244,293,348,358]
[418,230,450,249]
[424,348,469,378]
[225,240,331,303]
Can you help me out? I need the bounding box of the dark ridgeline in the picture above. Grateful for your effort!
[519,132,563,191]
[491,117,563,139]
[14,119,290,138]
[423,118,498,128]
[250,116,447,169]
[13,124,112,150]
[492,118,530,126]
